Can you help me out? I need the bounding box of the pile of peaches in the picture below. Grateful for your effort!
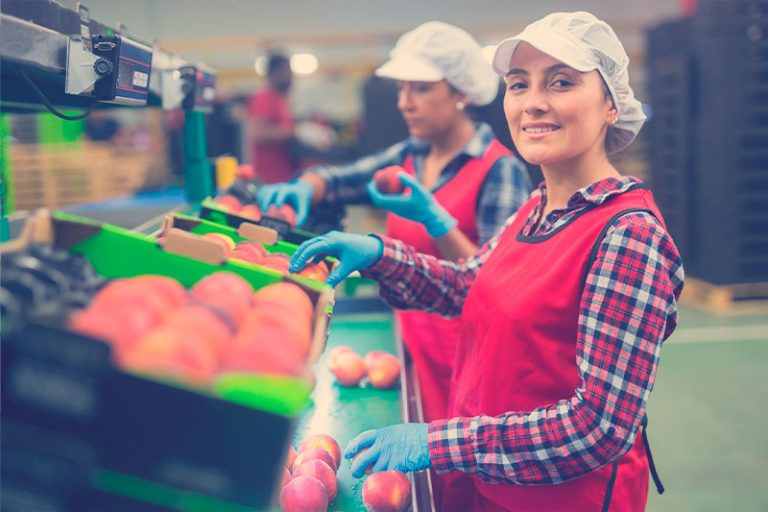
[162,231,330,283]
[214,194,297,227]
[327,346,401,389]
[279,433,411,512]
[69,273,316,386]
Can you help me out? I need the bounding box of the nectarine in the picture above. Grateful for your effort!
[215,194,242,212]
[200,232,236,254]
[373,166,406,195]
[191,272,254,324]
[331,351,366,387]
[362,470,411,512]
[299,434,342,469]
[292,446,337,473]
[279,475,328,512]
[364,351,401,389]
[238,204,262,221]
[293,459,338,500]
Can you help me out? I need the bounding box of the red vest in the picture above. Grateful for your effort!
[385,140,511,424]
[450,184,664,511]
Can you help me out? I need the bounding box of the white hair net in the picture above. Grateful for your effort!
[492,11,646,153]
[376,21,499,106]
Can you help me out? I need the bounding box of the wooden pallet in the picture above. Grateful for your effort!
[681,277,768,314]
[9,142,168,211]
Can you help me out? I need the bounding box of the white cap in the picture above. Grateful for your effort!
[492,11,646,153]
[376,21,499,106]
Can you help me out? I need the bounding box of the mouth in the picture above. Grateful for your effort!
[522,125,560,134]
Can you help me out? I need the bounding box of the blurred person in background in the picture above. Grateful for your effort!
[259,21,532,429]
[247,53,295,183]
[291,11,683,511]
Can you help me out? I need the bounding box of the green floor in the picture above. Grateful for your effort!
[646,305,768,512]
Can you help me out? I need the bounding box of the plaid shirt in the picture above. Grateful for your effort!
[305,123,532,244]
[362,176,685,485]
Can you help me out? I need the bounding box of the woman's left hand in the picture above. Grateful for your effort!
[367,172,457,238]
[344,423,431,478]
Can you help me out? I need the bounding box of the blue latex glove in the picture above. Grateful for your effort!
[256,180,313,227]
[289,231,383,287]
[367,172,457,238]
[344,423,431,478]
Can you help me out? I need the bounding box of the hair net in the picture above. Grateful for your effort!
[376,21,499,106]
[492,11,646,153]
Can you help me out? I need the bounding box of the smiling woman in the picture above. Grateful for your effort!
[289,11,685,512]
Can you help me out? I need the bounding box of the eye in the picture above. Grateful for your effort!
[413,83,433,94]
[551,78,573,89]
[507,80,527,91]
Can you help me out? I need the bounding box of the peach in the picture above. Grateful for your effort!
[292,446,337,473]
[238,204,262,221]
[299,434,342,469]
[293,459,338,500]
[331,351,366,387]
[163,304,233,354]
[279,475,328,512]
[296,262,330,283]
[219,335,305,377]
[286,445,297,471]
[267,204,297,227]
[200,232,236,254]
[119,327,218,387]
[327,346,355,372]
[228,246,264,265]
[90,277,185,316]
[365,351,401,390]
[253,282,314,320]
[281,467,291,489]
[260,255,291,274]
[236,308,311,359]
[362,470,411,512]
[215,194,242,212]
[237,241,268,257]
[69,305,158,348]
[191,272,254,324]
[373,166,406,195]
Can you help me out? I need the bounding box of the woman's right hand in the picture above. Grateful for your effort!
[289,231,384,287]
[256,180,313,227]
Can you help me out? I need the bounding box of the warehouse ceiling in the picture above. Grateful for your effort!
[62,0,680,76]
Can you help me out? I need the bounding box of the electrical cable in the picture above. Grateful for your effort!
[15,64,97,121]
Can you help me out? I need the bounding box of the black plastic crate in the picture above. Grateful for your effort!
[1,320,296,510]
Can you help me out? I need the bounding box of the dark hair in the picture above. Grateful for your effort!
[267,54,290,75]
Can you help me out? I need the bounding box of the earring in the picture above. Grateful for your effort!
[611,114,619,124]
[456,101,466,111]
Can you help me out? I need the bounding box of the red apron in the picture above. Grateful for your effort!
[386,140,510,423]
[443,184,665,511]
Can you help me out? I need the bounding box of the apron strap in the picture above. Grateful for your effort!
[642,414,665,494]
[602,414,665,512]
[601,460,619,512]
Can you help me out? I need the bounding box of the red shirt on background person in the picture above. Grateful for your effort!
[247,53,295,184]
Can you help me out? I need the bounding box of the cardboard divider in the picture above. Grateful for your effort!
[199,199,319,245]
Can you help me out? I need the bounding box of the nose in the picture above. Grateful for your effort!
[397,84,413,112]
[520,86,549,116]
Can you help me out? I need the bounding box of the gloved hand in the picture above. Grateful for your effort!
[256,180,313,227]
[289,231,383,287]
[367,172,457,238]
[344,423,431,478]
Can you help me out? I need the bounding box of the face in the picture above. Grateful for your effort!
[503,42,616,166]
[270,63,293,93]
[396,80,467,140]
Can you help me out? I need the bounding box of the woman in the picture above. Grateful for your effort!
[259,21,532,424]
[290,12,684,512]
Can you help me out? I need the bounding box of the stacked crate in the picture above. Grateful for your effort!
[647,0,768,286]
